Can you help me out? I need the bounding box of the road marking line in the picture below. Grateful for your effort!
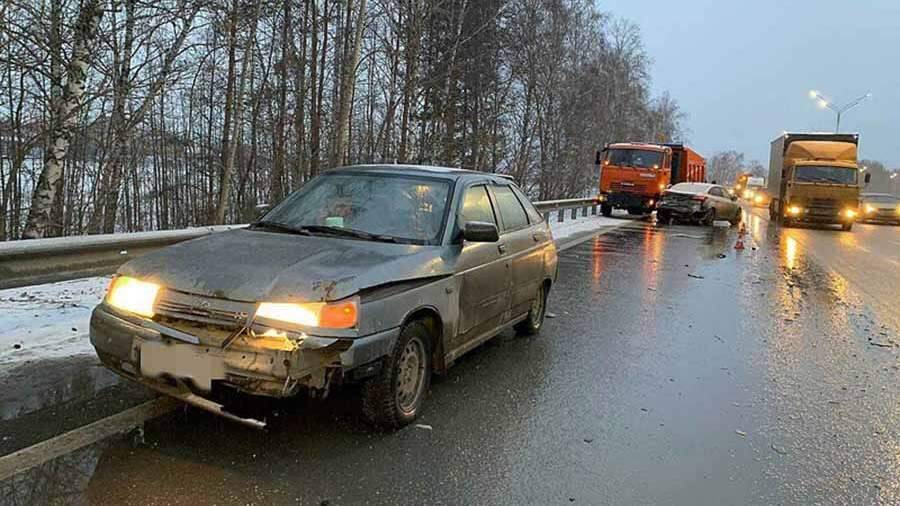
[0,396,179,481]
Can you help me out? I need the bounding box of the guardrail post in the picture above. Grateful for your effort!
[557,210,564,223]
[591,205,597,215]
[582,206,588,217]
[570,208,577,220]
[543,212,550,222]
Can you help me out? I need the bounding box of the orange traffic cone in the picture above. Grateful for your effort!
[734,237,746,250]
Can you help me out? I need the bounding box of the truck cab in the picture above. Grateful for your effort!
[597,143,671,216]
[768,133,867,231]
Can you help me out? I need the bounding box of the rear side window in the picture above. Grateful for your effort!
[492,185,529,231]
[709,187,724,197]
[510,184,543,223]
[460,185,497,225]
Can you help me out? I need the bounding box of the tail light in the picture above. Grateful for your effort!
[691,195,707,202]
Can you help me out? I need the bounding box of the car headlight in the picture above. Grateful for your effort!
[843,208,858,219]
[865,204,876,214]
[256,298,358,329]
[106,276,161,317]
[754,195,763,204]
[742,190,752,199]
[787,205,802,216]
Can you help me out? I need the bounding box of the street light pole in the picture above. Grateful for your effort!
[809,90,871,133]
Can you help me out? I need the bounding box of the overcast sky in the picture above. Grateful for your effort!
[602,0,899,168]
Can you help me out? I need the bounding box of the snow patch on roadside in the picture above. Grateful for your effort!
[1,276,110,367]
[548,209,629,241]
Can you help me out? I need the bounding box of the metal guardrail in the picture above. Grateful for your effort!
[0,198,600,290]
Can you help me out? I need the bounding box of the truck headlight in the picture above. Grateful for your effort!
[843,208,858,219]
[256,298,358,329]
[106,276,161,317]
[787,205,802,216]
[864,204,876,214]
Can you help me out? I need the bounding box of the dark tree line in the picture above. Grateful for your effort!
[0,0,685,240]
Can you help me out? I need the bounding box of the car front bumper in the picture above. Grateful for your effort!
[90,304,400,426]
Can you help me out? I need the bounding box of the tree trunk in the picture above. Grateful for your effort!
[330,0,367,167]
[22,0,104,239]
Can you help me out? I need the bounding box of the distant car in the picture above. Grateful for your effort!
[750,188,770,208]
[656,182,742,226]
[860,193,900,225]
[90,165,558,429]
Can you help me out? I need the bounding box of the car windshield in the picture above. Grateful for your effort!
[794,165,857,185]
[260,173,452,244]
[605,149,664,169]
[863,194,898,204]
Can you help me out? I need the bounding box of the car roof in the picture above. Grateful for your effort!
[327,164,515,183]
[670,182,715,193]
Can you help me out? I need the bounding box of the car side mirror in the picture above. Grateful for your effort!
[460,221,499,243]
[864,173,871,184]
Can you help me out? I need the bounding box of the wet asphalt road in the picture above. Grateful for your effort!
[2,208,899,505]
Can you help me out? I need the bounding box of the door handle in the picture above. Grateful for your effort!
[532,232,546,242]
[497,243,507,254]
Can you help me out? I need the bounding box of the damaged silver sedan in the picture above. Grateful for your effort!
[91,165,558,429]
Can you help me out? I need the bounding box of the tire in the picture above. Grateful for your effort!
[701,208,716,226]
[362,320,432,429]
[515,284,548,336]
[729,208,742,226]
[657,210,671,225]
[842,222,853,231]
[600,203,613,217]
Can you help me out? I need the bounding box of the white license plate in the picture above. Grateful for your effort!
[140,340,225,391]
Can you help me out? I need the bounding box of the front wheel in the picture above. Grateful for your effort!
[600,203,613,217]
[362,321,432,429]
[842,222,853,231]
[515,284,548,336]
[701,208,716,226]
[657,210,672,225]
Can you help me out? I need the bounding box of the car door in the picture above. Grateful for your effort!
[455,183,510,347]
[707,186,730,218]
[488,183,544,319]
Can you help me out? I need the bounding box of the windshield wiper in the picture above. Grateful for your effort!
[299,225,400,243]
[250,220,312,235]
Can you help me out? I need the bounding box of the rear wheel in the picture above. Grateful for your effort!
[515,284,548,336]
[729,208,743,226]
[362,320,432,429]
[701,208,716,226]
[600,203,613,217]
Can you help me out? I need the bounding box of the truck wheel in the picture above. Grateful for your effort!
[627,207,645,216]
[362,320,432,430]
[657,210,671,225]
[600,203,612,217]
[842,222,853,232]
[515,284,548,336]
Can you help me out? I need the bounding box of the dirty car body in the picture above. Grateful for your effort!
[656,182,742,226]
[90,165,558,428]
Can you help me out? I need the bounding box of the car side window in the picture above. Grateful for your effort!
[510,184,543,223]
[460,185,497,225]
[492,185,530,231]
[709,187,723,197]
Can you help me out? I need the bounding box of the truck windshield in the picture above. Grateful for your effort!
[794,165,858,185]
[605,149,664,169]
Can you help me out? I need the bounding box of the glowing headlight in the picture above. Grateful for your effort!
[843,208,858,219]
[742,190,752,199]
[106,276,160,317]
[754,195,763,204]
[787,205,802,216]
[256,298,358,329]
[864,204,876,214]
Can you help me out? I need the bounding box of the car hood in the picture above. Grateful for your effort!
[119,229,456,302]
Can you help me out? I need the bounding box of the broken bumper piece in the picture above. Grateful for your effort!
[90,304,400,426]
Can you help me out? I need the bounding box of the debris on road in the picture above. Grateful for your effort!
[687,273,704,279]
[735,430,747,437]
[414,424,433,431]
[546,312,557,319]
[583,438,593,444]
[771,444,788,455]
[869,341,894,348]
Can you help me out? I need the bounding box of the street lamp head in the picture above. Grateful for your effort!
[817,99,828,108]
[809,90,819,99]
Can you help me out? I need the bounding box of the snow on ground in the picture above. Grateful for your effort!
[1,211,627,369]
[1,276,110,368]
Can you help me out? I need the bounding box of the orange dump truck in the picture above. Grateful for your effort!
[596,142,706,217]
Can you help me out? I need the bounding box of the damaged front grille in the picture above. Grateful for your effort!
[155,289,253,330]
[611,182,648,193]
